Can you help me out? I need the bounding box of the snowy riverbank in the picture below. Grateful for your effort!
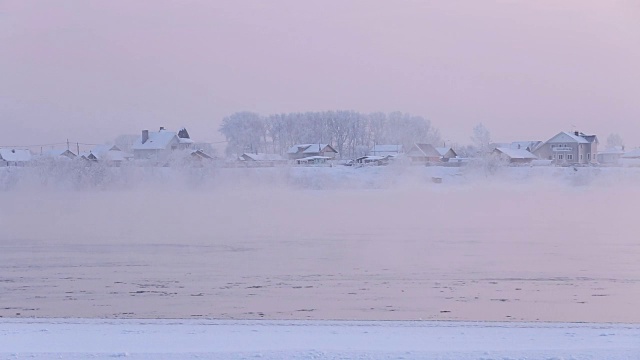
[1,318,639,359]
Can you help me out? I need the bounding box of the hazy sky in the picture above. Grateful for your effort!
[1,0,639,150]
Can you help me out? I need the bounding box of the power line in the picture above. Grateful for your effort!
[0,141,106,148]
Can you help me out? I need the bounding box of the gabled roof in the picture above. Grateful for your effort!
[510,141,542,151]
[132,130,179,150]
[0,148,32,162]
[42,149,76,158]
[241,153,286,161]
[435,147,457,157]
[287,144,338,154]
[91,144,121,156]
[407,143,441,157]
[546,132,590,144]
[494,147,537,159]
[191,149,213,159]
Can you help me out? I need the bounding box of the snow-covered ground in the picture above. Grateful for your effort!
[1,318,639,359]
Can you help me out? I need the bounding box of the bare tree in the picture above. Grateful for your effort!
[470,123,491,153]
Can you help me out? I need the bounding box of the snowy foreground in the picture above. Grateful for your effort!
[1,319,639,360]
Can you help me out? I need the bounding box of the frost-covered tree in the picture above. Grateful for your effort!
[606,133,624,148]
[218,110,442,158]
[219,112,265,156]
[470,123,491,154]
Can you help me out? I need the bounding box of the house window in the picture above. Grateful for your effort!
[587,153,591,160]
[567,154,573,160]
[580,154,583,160]
[558,154,564,160]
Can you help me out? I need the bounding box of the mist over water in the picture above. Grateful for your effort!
[1,165,639,321]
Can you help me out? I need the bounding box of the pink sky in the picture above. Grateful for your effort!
[1,0,639,150]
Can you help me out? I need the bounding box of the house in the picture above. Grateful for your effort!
[79,144,131,165]
[533,131,598,165]
[287,144,338,160]
[240,153,287,163]
[621,148,640,167]
[597,146,625,165]
[42,149,77,160]
[435,147,457,161]
[131,127,193,160]
[0,148,32,166]
[406,143,441,164]
[368,144,403,157]
[493,147,537,164]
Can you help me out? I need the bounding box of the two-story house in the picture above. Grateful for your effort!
[533,131,598,165]
[131,127,193,160]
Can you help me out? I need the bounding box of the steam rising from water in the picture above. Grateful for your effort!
[1,165,639,321]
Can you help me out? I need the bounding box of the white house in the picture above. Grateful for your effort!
[406,143,441,164]
[435,147,457,161]
[493,147,537,164]
[0,149,32,166]
[131,127,193,160]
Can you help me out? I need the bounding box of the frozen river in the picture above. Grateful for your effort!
[1,175,639,322]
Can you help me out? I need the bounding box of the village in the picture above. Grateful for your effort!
[1,126,640,169]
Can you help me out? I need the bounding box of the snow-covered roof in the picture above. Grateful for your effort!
[494,147,537,159]
[510,141,542,151]
[599,146,625,155]
[287,144,336,154]
[42,149,76,158]
[83,148,130,161]
[435,147,457,156]
[297,156,331,161]
[0,148,32,162]
[178,137,194,144]
[547,132,590,144]
[408,143,441,157]
[132,130,179,150]
[622,148,640,159]
[191,149,213,159]
[91,144,121,156]
[241,153,286,161]
[357,155,386,161]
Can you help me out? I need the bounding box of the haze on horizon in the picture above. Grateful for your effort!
[1,0,639,150]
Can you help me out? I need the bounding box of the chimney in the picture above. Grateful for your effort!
[142,130,149,144]
[574,131,580,136]
[159,126,165,131]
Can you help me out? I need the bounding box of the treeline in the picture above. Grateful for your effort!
[219,111,441,158]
